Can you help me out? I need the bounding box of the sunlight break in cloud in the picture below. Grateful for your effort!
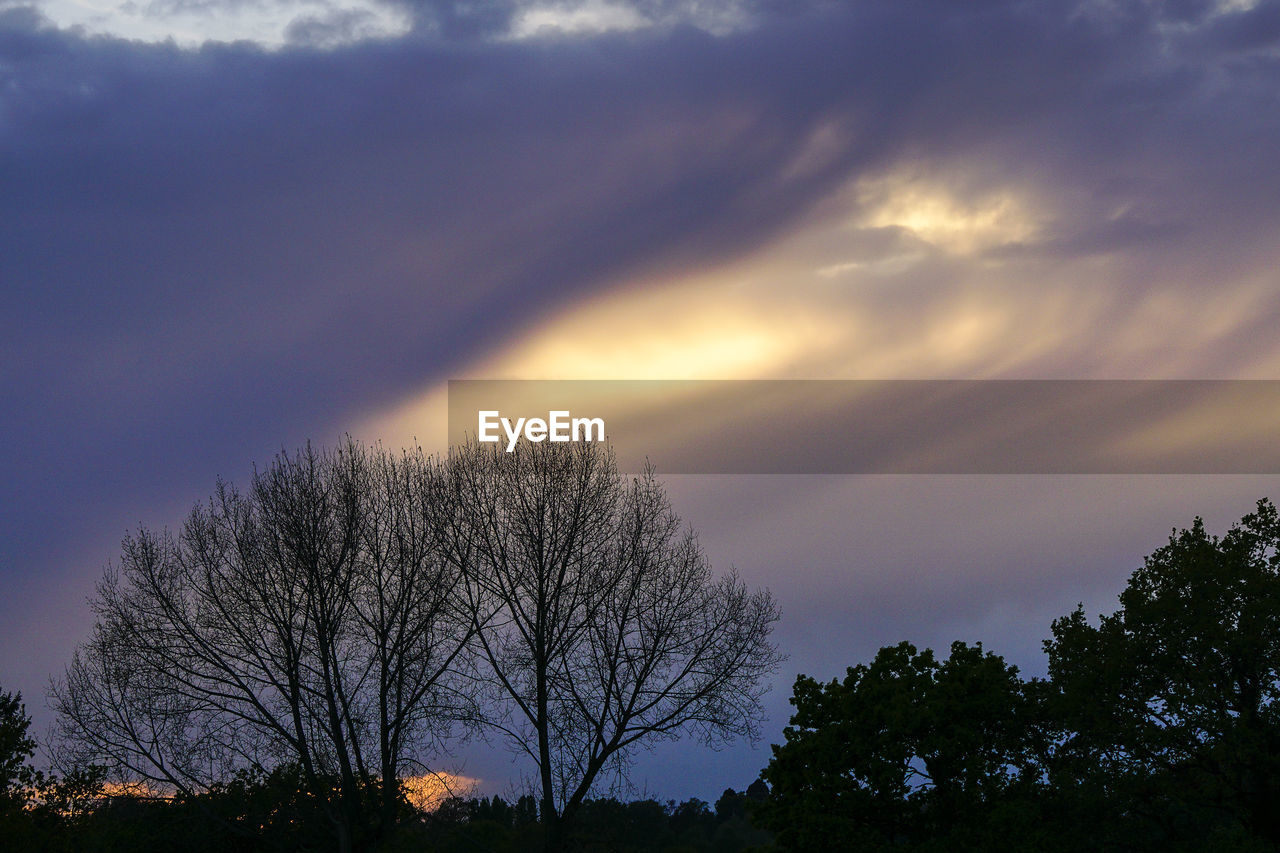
[32,0,412,47]
[507,0,648,39]
[854,173,1042,256]
[28,0,753,48]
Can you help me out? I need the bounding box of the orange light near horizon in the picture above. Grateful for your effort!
[402,772,480,811]
[95,780,172,800]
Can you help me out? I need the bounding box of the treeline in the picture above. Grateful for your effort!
[0,745,772,853]
[7,438,1280,851]
[755,499,1280,852]
[423,788,771,852]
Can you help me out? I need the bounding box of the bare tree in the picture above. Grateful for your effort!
[50,438,476,853]
[438,439,782,849]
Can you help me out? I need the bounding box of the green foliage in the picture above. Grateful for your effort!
[757,642,1051,852]
[1,688,39,814]
[755,498,1280,851]
[0,688,115,851]
[1046,498,1280,848]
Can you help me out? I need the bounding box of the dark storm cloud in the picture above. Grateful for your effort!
[1198,0,1280,52]
[285,7,399,48]
[4,0,1280,788]
[1,5,867,553]
[386,0,521,39]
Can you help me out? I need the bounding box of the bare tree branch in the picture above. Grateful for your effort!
[440,441,782,848]
[50,438,478,853]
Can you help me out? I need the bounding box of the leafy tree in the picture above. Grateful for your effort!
[714,788,746,821]
[1046,498,1280,848]
[712,786,773,853]
[1,685,47,850]
[1,688,110,850]
[757,641,1048,852]
[1,687,38,816]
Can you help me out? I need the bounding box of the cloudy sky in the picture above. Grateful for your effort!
[5,0,1280,801]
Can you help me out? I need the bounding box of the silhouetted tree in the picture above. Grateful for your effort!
[0,687,111,849]
[1046,498,1280,849]
[1,687,37,817]
[51,438,478,853]
[0,685,45,850]
[437,439,781,850]
[714,788,745,821]
[757,641,1050,852]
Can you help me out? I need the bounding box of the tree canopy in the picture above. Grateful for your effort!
[760,498,1280,852]
[1046,498,1280,848]
[757,641,1049,852]
[1,688,38,818]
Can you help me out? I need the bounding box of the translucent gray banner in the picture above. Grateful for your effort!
[446,380,1280,474]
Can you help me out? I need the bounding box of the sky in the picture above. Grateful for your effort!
[5,0,1280,803]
